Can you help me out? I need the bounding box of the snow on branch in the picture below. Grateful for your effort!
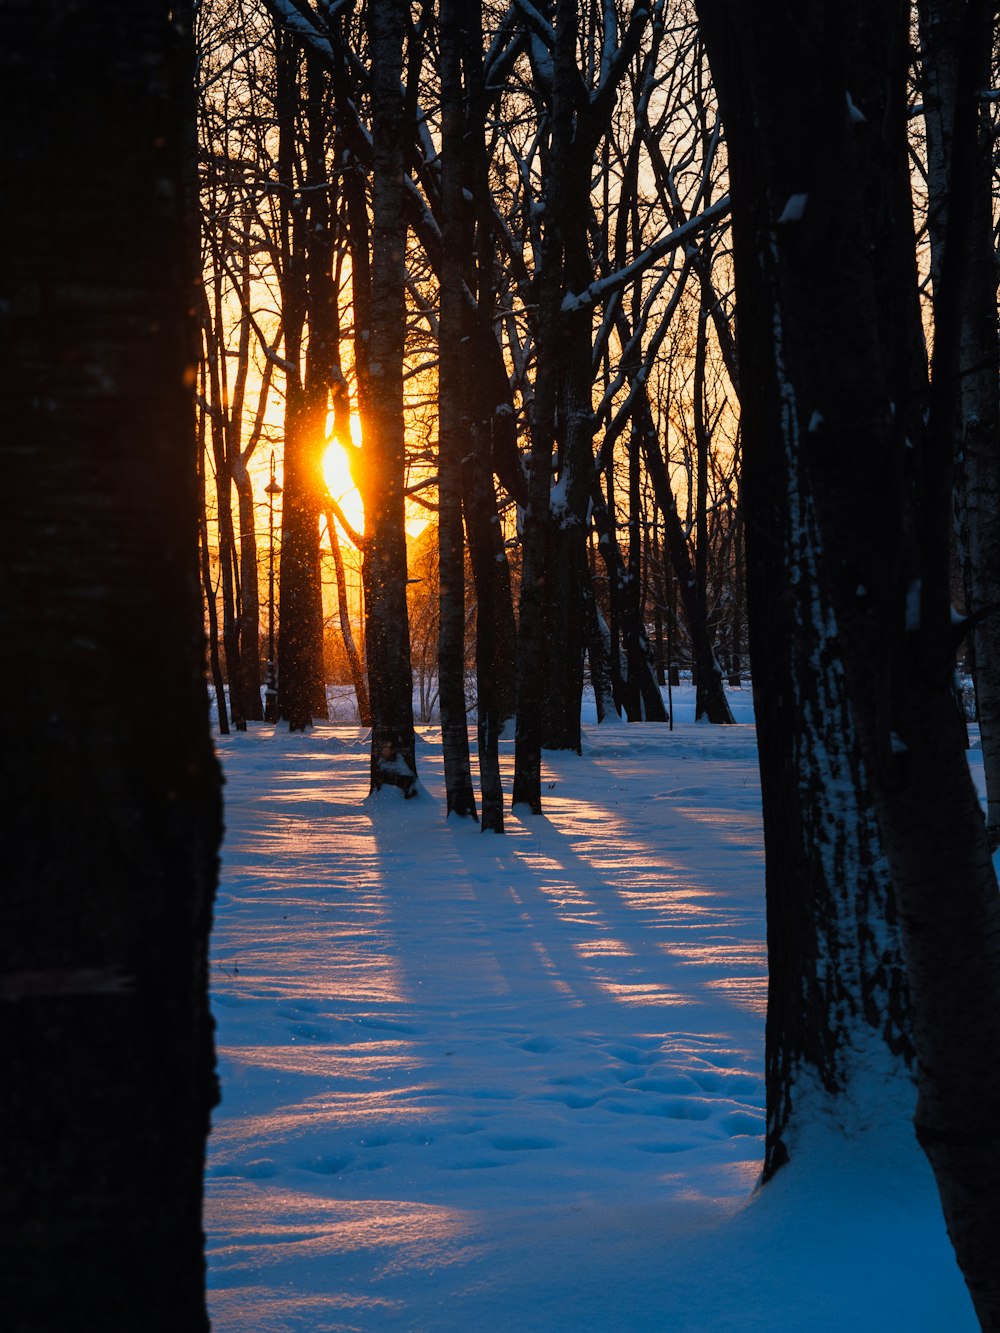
[262,0,333,59]
[513,0,555,48]
[561,194,730,313]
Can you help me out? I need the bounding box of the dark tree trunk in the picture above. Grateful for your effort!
[438,0,478,820]
[701,0,1000,1318]
[325,512,371,725]
[620,425,644,721]
[919,0,1000,850]
[693,304,716,723]
[232,454,264,720]
[275,31,325,731]
[638,398,734,724]
[515,0,602,790]
[198,415,230,735]
[203,295,246,731]
[609,300,735,723]
[652,512,667,687]
[465,449,507,830]
[365,0,418,797]
[728,507,744,686]
[1,4,221,1327]
[591,480,666,722]
[699,0,915,1180]
[584,558,619,724]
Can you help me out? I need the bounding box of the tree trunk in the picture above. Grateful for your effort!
[701,0,1000,1317]
[693,304,716,723]
[325,512,371,725]
[609,300,735,723]
[232,454,263,720]
[198,416,230,735]
[638,397,734,723]
[584,561,619,724]
[203,293,246,730]
[591,480,666,722]
[438,0,478,820]
[274,30,325,731]
[1,4,221,1326]
[465,444,507,830]
[919,0,1000,850]
[365,0,418,797]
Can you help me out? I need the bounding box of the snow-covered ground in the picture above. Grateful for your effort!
[205,688,977,1331]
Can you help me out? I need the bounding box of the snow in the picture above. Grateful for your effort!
[846,92,867,125]
[205,687,976,1331]
[906,579,922,632]
[777,193,808,224]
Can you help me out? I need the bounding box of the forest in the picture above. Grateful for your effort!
[3,0,1000,1329]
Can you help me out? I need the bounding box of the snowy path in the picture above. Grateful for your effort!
[205,710,974,1331]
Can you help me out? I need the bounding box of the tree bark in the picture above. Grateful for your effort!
[438,0,478,820]
[701,0,1000,1317]
[274,30,326,731]
[1,3,221,1326]
[699,0,915,1180]
[919,0,1000,850]
[365,0,418,797]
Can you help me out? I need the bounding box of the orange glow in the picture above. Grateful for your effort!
[323,438,366,537]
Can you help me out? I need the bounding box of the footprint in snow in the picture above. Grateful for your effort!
[540,1091,602,1109]
[720,1110,764,1137]
[490,1135,556,1151]
[298,1154,354,1176]
[607,1044,658,1066]
[287,1022,333,1042]
[518,1035,560,1053]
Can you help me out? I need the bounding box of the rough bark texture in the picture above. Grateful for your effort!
[0,3,221,1327]
[276,40,329,731]
[365,0,418,797]
[701,0,1000,1318]
[438,0,478,820]
[699,0,914,1179]
[919,0,1000,850]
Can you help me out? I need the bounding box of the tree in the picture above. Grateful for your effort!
[1,2,221,1326]
[918,0,1000,848]
[275,30,330,730]
[438,0,479,819]
[699,0,1000,1318]
[364,0,420,796]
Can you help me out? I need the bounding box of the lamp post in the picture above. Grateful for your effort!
[264,452,282,723]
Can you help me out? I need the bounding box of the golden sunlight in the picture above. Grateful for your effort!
[322,436,366,537]
[321,412,431,541]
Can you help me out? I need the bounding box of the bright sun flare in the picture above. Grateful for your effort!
[322,430,366,536]
[321,414,429,541]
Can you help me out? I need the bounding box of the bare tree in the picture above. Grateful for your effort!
[364,0,420,795]
[700,0,1000,1317]
[1,2,221,1324]
[438,0,479,819]
[919,0,1000,848]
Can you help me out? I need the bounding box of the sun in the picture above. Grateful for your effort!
[320,412,430,541]
[323,418,365,537]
